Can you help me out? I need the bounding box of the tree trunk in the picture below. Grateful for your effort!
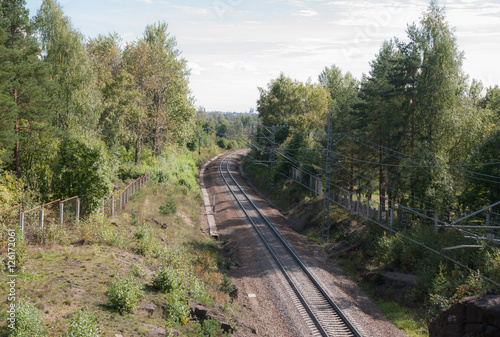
[14,118,20,178]
[134,138,140,165]
[14,89,20,178]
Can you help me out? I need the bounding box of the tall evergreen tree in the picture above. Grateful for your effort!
[0,0,53,177]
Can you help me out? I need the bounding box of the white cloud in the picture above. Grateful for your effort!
[188,62,204,76]
[214,61,258,72]
[171,5,211,15]
[294,9,318,16]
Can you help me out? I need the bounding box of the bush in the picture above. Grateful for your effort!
[219,274,235,294]
[64,310,101,337]
[12,300,48,336]
[202,317,231,337]
[159,194,177,215]
[133,225,155,256]
[106,276,144,314]
[53,134,112,215]
[164,292,190,328]
[153,265,182,294]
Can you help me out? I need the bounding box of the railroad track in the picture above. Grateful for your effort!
[219,151,362,337]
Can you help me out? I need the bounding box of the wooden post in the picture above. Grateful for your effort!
[378,204,382,221]
[486,213,491,226]
[390,208,394,228]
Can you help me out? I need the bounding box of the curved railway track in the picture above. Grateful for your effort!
[219,151,362,337]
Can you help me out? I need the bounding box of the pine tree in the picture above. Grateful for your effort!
[0,0,53,177]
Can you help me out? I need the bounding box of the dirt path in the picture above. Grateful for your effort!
[200,151,408,337]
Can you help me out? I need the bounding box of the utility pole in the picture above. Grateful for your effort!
[270,125,276,192]
[322,111,333,243]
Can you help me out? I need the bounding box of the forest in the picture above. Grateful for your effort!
[249,0,500,326]
[0,0,207,213]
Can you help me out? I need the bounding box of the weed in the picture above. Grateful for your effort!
[219,274,235,294]
[153,265,182,294]
[130,264,148,279]
[11,300,48,336]
[106,276,144,314]
[64,309,102,337]
[133,225,155,256]
[164,292,190,328]
[160,193,177,216]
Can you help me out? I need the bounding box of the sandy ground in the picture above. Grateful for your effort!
[200,151,408,337]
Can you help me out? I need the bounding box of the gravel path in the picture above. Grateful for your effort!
[200,151,408,337]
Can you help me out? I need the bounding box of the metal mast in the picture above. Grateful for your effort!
[322,111,333,243]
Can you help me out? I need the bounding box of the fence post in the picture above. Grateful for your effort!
[76,198,80,222]
[39,207,44,231]
[486,213,491,226]
[102,198,105,215]
[60,201,64,225]
[111,195,114,217]
[378,204,382,221]
[348,191,351,210]
[19,211,24,232]
[434,210,439,235]
[366,202,370,218]
[390,207,394,227]
[356,199,359,217]
[119,192,123,211]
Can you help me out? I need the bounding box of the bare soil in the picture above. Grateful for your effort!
[200,151,408,337]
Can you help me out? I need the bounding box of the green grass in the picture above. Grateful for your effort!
[0,151,235,337]
[375,300,428,336]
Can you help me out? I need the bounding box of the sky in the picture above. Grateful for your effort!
[24,0,500,113]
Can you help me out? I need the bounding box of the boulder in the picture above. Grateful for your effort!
[429,295,500,337]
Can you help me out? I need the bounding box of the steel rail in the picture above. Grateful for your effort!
[219,151,361,337]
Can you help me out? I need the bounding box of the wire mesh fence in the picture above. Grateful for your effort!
[0,173,150,243]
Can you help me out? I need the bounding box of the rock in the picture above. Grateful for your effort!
[189,301,208,320]
[229,286,238,299]
[429,295,500,337]
[140,303,157,317]
[220,321,233,333]
[382,272,419,287]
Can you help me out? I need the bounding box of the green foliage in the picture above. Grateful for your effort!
[133,224,155,256]
[160,193,177,215]
[153,265,182,293]
[14,229,28,273]
[12,300,48,337]
[164,292,190,328]
[53,134,112,215]
[201,317,230,337]
[105,276,144,314]
[219,274,235,294]
[64,310,101,337]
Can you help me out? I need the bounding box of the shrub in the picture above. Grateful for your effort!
[164,292,190,328]
[153,265,182,294]
[133,225,155,256]
[106,276,144,314]
[53,134,112,215]
[13,229,28,273]
[219,274,235,294]
[159,198,177,216]
[12,300,48,336]
[202,317,231,337]
[64,310,101,337]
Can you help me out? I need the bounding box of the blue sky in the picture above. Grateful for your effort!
[25,0,500,112]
